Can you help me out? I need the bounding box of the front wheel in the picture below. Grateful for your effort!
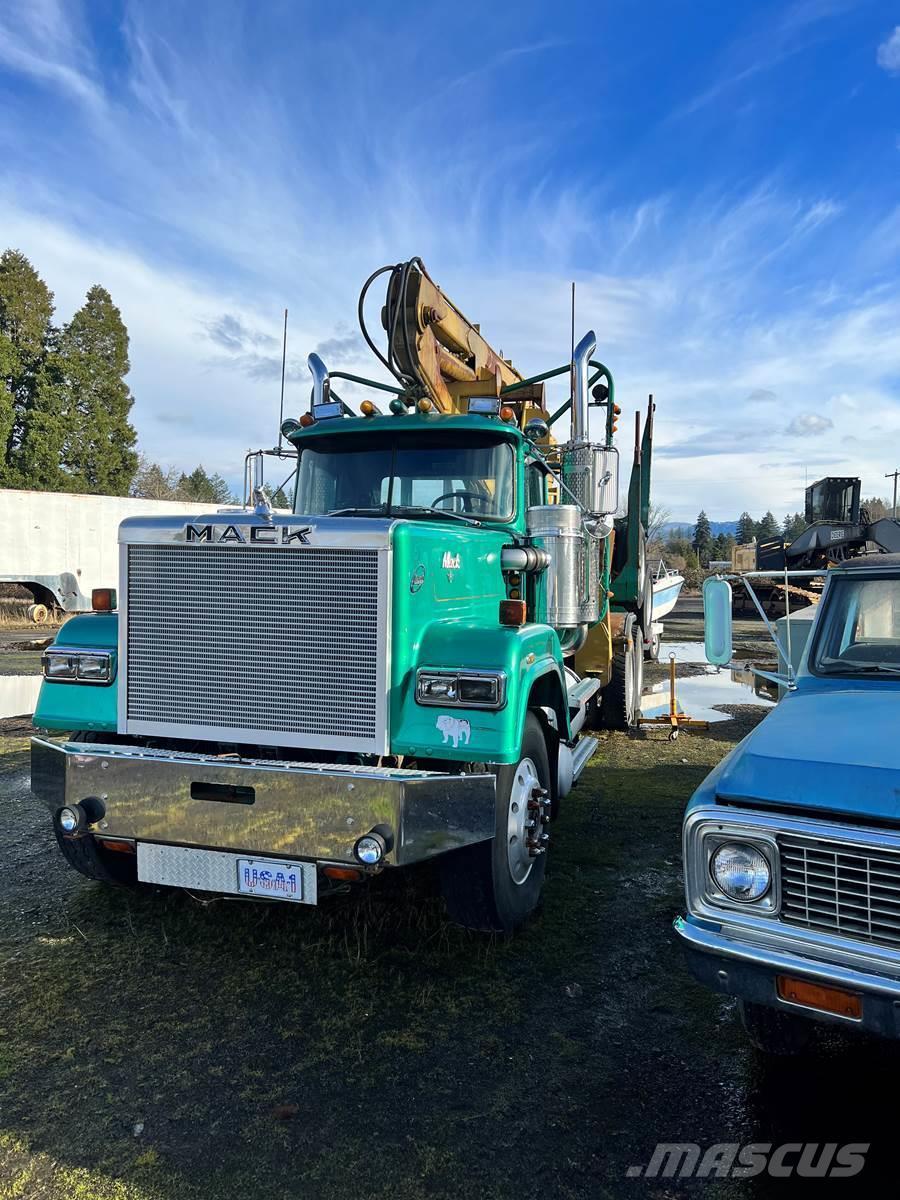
[439,713,551,934]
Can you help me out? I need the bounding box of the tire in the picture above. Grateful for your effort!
[600,619,638,731]
[439,713,550,934]
[53,825,137,886]
[738,1000,813,1055]
[28,603,49,624]
[647,630,661,661]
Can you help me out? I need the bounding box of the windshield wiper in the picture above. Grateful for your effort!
[821,662,900,676]
[327,507,389,517]
[388,505,482,527]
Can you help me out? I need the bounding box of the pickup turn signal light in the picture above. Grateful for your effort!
[776,975,862,1020]
[499,599,527,626]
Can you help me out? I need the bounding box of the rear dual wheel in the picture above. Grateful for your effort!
[439,713,551,933]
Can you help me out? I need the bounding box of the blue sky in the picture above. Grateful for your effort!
[1,0,898,520]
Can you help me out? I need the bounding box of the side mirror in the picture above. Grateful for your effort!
[703,576,733,666]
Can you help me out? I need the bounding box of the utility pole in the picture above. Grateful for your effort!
[886,469,900,520]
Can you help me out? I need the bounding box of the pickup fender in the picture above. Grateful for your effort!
[33,613,119,733]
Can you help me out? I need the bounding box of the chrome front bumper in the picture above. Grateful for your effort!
[31,738,496,867]
[675,915,900,1038]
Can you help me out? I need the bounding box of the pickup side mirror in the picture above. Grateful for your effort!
[703,576,733,666]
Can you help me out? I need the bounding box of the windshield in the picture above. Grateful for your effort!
[812,575,900,676]
[294,430,515,521]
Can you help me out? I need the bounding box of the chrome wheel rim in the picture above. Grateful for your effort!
[507,755,541,885]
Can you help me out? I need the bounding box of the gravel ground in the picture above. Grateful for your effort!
[0,600,895,1197]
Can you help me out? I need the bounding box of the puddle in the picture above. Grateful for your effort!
[642,651,777,724]
[0,675,41,719]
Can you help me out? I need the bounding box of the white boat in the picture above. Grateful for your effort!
[643,559,685,660]
[651,560,684,620]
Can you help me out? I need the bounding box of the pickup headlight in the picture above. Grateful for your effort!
[710,842,771,902]
[416,669,506,709]
[683,809,781,918]
[41,648,114,685]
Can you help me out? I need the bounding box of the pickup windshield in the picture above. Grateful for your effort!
[812,575,900,676]
[294,430,515,521]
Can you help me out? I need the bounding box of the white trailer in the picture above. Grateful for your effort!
[0,488,215,617]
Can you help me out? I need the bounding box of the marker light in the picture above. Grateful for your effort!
[299,413,315,428]
[710,842,771,902]
[416,398,432,413]
[360,400,380,417]
[499,600,527,626]
[389,398,407,415]
[91,587,117,612]
[499,405,515,423]
[59,807,79,833]
[354,832,388,866]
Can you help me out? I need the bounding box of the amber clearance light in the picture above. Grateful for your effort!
[91,587,117,612]
[499,599,527,626]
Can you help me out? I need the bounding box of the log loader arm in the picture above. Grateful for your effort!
[359,258,548,419]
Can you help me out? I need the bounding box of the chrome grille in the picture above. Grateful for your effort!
[779,833,900,949]
[125,544,383,749]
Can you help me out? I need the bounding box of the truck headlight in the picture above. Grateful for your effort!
[710,841,772,902]
[415,669,506,709]
[42,648,114,685]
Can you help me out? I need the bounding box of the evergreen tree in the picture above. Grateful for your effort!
[692,510,713,565]
[755,511,779,540]
[177,465,235,504]
[0,249,55,486]
[736,511,756,544]
[56,285,138,494]
[782,511,806,541]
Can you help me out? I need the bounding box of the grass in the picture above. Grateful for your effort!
[0,700,771,1200]
[1,631,895,1196]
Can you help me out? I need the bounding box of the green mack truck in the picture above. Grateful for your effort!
[31,259,655,933]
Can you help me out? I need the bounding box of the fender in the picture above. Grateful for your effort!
[33,613,119,733]
[391,619,570,764]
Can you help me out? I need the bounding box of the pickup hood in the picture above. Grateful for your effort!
[717,687,900,820]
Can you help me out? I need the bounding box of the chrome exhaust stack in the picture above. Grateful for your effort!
[308,352,330,409]
[571,330,596,445]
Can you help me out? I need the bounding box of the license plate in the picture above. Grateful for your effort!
[237,856,307,902]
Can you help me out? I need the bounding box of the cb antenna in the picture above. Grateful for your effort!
[277,307,288,449]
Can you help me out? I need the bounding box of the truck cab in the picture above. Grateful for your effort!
[677,555,900,1049]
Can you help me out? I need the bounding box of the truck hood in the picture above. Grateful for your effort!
[717,688,900,820]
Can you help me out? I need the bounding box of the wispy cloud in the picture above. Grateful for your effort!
[877,26,900,74]
[0,1,897,517]
[0,0,103,109]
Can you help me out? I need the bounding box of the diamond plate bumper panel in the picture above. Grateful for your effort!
[137,844,318,903]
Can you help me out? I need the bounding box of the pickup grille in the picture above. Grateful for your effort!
[779,833,900,949]
[124,544,384,750]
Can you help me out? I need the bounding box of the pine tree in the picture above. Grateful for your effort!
[782,511,806,541]
[0,249,55,486]
[692,510,713,565]
[176,465,235,504]
[755,511,779,540]
[736,511,756,544]
[56,285,138,494]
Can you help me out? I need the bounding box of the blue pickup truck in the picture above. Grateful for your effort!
[676,555,900,1052]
